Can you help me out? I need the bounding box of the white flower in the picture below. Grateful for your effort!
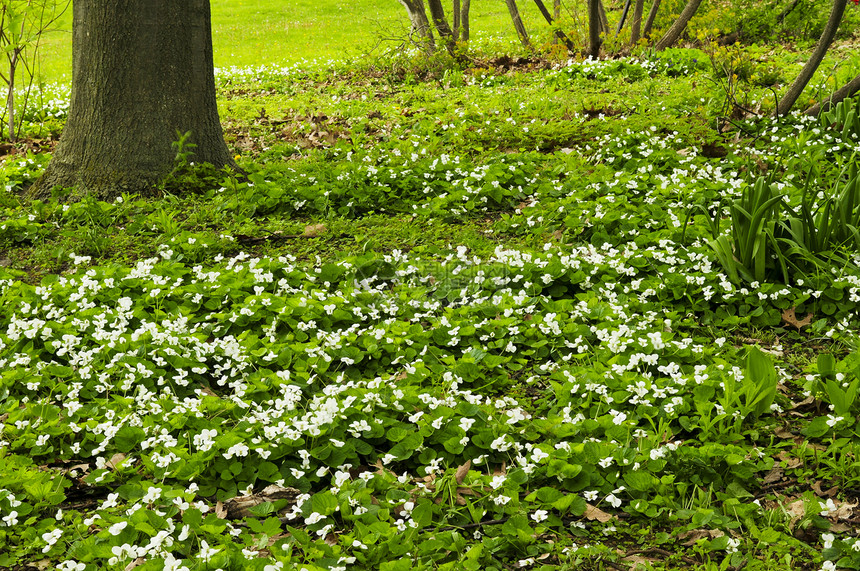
[531,510,549,522]
[605,494,622,508]
[107,521,128,536]
[490,475,506,489]
[197,540,219,562]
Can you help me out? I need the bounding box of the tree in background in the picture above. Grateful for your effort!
[0,0,69,142]
[777,0,849,115]
[504,0,533,50]
[654,0,705,50]
[397,0,436,53]
[588,0,602,57]
[33,0,234,199]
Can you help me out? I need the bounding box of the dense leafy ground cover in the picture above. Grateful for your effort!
[5,14,860,571]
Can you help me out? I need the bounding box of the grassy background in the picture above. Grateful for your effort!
[38,0,554,83]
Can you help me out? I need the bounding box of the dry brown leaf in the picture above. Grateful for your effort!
[621,553,656,568]
[773,427,794,439]
[584,503,613,523]
[107,453,126,470]
[215,501,227,519]
[67,462,90,475]
[199,385,218,398]
[826,500,857,520]
[222,485,301,519]
[811,481,839,498]
[455,460,471,485]
[124,558,145,571]
[791,395,816,409]
[492,462,507,477]
[678,528,724,546]
[782,307,814,329]
[786,499,806,531]
[302,224,327,237]
[763,466,784,484]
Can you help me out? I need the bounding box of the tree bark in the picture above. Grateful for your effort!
[616,0,633,36]
[776,0,848,116]
[504,0,533,51]
[32,0,233,199]
[398,0,436,52]
[461,0,471,42]
[597,0,610,33]
[805,73,860,116]
[654,0,704,50]
[631,0,645,44]
[643,0,662,39]
[533,0,575,51]
[588,0,602,58]
[427,0,457,54]
[453,0,461,40]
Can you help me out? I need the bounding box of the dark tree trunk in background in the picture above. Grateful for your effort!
[643,0,662,38]
[588,0,602,57]
[654,0,704,50]
[32,0,233,199]
[805,73,860,116]
[534,0,576,51]
[461,0,471,42]
[597,0,609,33]
[631,0,645,43]
[505,0,533,50]
[427,0,457,54]
[777,0,848,116]
[398,0,436,52]
[453,0,461,39]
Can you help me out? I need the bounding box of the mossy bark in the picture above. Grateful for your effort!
[32,0,233,200]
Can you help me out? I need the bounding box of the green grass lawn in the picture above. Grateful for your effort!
[39,0,556,82]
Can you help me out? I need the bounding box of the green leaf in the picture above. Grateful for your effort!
[310,491,338,516]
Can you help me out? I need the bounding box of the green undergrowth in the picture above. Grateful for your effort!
[2,47,860,571]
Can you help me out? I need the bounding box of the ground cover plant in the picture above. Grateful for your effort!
[3,2,860,570]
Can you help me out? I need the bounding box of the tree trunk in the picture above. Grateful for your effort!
[615,0,633,36]
[643,0,662,38]
[654,0,704,50]
[776,0,848,116]
[588,0,602,58]
[427,0,457,54]
[461,0,471,42]
[631,0,645,44]
[32,0,233,199]
[805,73,860,116]
[597,0,609,33]
[505,0,533,50]
[398,0,436,52]
[533,0,575,51]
